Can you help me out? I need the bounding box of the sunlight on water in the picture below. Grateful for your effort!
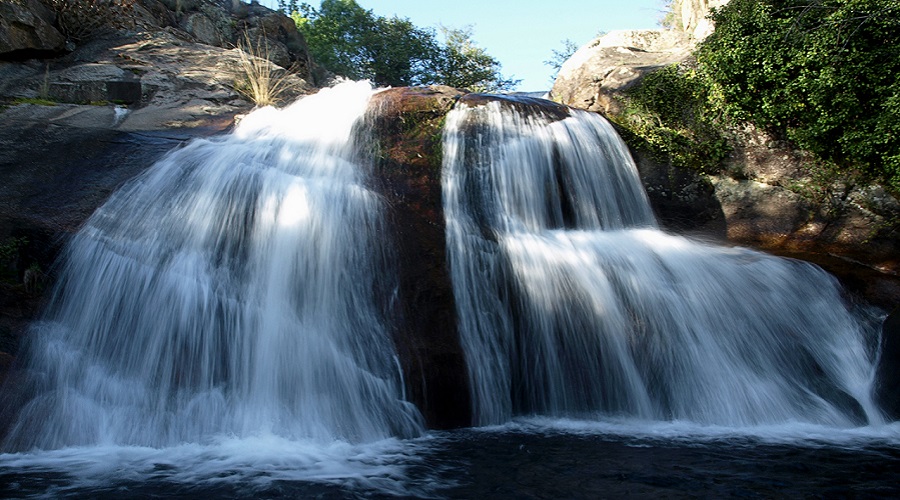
[442,97,885,428]
[3,81,422,453]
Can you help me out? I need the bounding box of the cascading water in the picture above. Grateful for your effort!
[0,87,898,498]
[3,81,422,452]
[443,96,884,428]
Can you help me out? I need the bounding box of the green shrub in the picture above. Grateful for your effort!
[698,0,900,191]
[615,63,729,173]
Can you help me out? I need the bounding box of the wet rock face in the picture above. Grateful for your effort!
[0,101,236,393]
[365,86,471,429]
[459,93,570,122]
[877,309,900,421]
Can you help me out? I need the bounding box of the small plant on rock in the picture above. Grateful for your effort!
[235,32,301,107]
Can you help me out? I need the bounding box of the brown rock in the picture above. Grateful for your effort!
[365,86,471,429]
[877,308,900,420]
[0,0,65,58]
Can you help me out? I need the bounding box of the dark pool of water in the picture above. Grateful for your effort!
[2,424,899,499]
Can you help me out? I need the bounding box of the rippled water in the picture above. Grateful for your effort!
[3,420,900,498]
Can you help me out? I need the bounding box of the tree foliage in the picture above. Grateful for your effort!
[618,63,729,173]
[698,0,900,190]
[544,39,579,83]
[434,26,519,92]
[279,0,518,91]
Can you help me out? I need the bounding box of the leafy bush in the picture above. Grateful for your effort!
[698,0,900,191]
[616,63,729,173]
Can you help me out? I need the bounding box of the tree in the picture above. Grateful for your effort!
[285,0,375,82]
[363,16,441,87]
[279,0,518,91]
[544,39,579,83]
[698,0,900,190]
[434,26,520,92]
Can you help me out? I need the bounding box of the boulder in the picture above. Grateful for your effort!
[366,86,471,429]
[0,0,66,58]
[548,30,692,116]
[670,0,730,41]
[239,2,312,76]
[182,12,225,46]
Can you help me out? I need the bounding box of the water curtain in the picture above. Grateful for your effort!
[442,96,883,427]
[4,82,422,451]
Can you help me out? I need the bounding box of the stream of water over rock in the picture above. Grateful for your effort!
[0,84,897,498]
[442,97,885,429]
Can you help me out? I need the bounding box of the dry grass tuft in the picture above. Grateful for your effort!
[235,33,302,107]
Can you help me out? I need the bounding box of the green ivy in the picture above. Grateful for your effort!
[698,0,900,192]
[615,63,730,174]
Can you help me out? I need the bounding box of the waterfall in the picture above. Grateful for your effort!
[3,81,423,451]
[443,96,883,428]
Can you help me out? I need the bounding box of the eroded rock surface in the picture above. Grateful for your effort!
[366,86,471,429]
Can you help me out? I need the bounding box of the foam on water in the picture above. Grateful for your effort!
[442,98,885,429]
[0,437,433,497]
[3,81,422,452]
[504,416,900,448]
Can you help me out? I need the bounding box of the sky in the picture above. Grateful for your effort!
[258,0,669,91]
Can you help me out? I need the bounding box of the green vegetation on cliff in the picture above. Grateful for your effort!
[698,0,900,191]
[616,0,900,193]
[616,63,729,174]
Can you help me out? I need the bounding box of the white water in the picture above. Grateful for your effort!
[3,81,422,452]
[0,87,897,497]
[442,98,884,428]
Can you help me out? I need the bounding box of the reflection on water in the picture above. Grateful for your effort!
[3,420,900,498]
